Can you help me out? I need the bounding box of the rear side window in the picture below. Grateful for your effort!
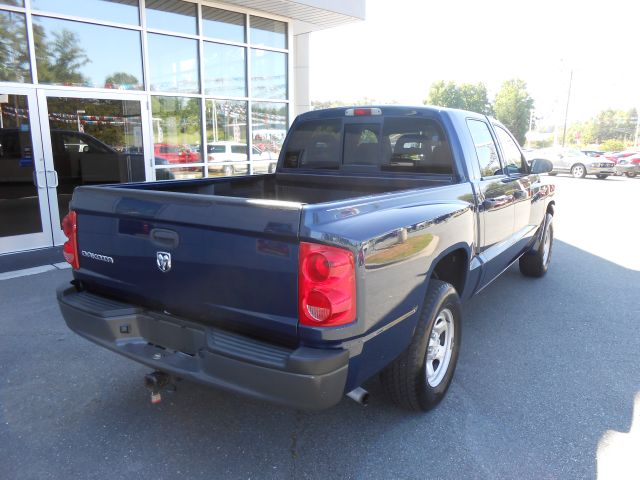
[467,119,502,177]
[231,145,247,155]
[283,119,342,169]
[494,125,527,174]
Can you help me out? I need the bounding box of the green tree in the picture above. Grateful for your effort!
[0,11,31,82]
[104,72,141,89]
[35,28,90,86]
[425,81,491,115]
[425,80,463,109]
[493,79,534,145]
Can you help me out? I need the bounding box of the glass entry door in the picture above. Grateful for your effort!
[37,90,151,245]
[0,88,54,254]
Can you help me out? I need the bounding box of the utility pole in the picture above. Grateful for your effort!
[561,69,573,147]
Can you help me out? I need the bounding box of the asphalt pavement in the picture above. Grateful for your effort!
[1,174,638,479]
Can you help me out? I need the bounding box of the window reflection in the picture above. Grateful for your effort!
[33,16,143,89]
[251,49,287,99]
[250,16,286,49]
[203,43,246,98]
[155,166,203,181]
[151,96,202,167]
[46,97,145,223]
[0,94,42,237]
[205,99,251,176]
[252,102,287,160]
[202,6,245,42]
[145,0,197,35]
[0,0,23,6]
[0,11,31,83]
[147,33,199,94]
[31,0,140,25]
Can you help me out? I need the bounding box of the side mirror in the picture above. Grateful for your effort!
[530,158,554,174]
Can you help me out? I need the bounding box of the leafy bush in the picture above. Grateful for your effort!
[600,139,625,152]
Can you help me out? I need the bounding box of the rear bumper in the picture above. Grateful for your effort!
[57,285,349,410]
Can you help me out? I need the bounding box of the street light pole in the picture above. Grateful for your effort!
[561,70,573,147]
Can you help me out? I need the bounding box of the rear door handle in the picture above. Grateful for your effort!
[150,228,179,249]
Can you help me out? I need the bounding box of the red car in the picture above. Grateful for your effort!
[153,144,199,164]
[604,150,637,165]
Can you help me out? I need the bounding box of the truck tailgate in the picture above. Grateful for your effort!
[71,186,303,343]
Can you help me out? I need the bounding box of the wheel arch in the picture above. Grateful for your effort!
[426,243,470,299]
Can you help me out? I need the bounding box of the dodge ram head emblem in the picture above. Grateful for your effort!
[156,252,171,272]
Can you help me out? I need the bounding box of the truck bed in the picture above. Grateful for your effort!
[127,172,451,204]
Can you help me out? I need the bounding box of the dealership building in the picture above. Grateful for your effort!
[0,0,365,259]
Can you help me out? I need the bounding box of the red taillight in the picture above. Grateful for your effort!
[345,107,382,117]
[61,211,79,269]
[299,242,356,327]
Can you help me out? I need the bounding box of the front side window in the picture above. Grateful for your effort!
[494,125,527,174]
[467,119,502,177]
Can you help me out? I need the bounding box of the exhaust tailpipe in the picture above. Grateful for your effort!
[346,387,369,406]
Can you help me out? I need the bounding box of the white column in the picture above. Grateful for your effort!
[293,33,311,118]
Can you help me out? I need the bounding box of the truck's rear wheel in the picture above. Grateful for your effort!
[380,280,461,411]
[519,213,553,277]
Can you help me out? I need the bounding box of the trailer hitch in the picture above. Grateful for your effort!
[144,371,175,404]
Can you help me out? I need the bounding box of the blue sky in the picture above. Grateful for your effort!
[310,0,639,123]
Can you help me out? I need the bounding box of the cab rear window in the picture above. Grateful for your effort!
[283,116,453,174]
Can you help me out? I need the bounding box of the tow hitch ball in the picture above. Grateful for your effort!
[144,371,174,404]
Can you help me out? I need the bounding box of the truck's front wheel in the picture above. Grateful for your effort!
[380,280,461,411]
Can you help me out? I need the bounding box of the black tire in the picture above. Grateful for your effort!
[571,163,586,178]
[548,171,558,176]
[380,280,461,411]
[519,213,553,277]
[596,174,608,179]
[626,172,637,178]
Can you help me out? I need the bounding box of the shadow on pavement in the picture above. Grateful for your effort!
[0,240,638,479]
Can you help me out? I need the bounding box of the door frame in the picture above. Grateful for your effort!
[36,89,152,246]
[0,85,54,255]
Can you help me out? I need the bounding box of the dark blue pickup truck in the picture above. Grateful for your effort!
[57,106,555,411]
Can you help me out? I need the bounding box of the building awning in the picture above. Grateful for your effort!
[219,0,365,34]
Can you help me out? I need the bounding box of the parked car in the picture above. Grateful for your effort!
[581,150,604,158]
[615,153,640,177]
[57,106,555,412]
[604,150,638,165]
[533,147,615,179]
[206,141,277,176]
[153,144,199,164]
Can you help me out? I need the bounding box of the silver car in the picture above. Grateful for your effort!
[532,148,615,179]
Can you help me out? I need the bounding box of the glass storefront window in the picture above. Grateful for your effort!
[31,0,140,26]
[151,96,202,167]
[155,166,203,181]
[145,0,197,35]
[252,102,287,160]
[45,97,145,222]
[202,6,245,43]
[203,43,246,98]
[0,11,31,83]
[0,93,42,237]
[206,99,247,144]
[251,49,287,99]
[250,16,286,49]
[0,0,23,6]
[147,33,199,94]
[33,16,143,89]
